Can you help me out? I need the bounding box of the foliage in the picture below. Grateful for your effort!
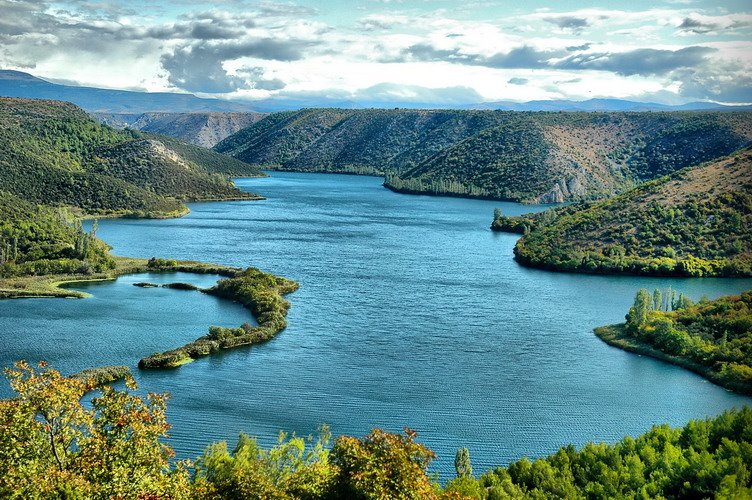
[615,289,752,393]
[330,428,439,499]
[455,448,473,478]
[139,267,299,368]
[193,427,338,499]
[0,191,114,278]
[145,132,265,177]
[0,361,191,499]
[473,407,752,499]
[216,108,752,202]
[90,139,256,201]
[495,148,752,277]
[2,363,752,499]
[0,97,257,219]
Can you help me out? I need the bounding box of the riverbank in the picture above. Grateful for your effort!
[0,256,239,299]
[595,324,752,395]
[138,267,299,369]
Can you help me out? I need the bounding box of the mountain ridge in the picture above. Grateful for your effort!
[2,70,750,113]
[216,108,752,203]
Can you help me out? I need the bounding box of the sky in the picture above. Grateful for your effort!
[1,0,751,105]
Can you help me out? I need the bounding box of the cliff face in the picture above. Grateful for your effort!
[216,109,752,203]
[93,111,266,147]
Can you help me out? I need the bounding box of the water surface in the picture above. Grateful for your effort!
[1,172,750,477]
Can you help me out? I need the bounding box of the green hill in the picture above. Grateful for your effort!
[595,289,752,394]
[493,147,752,277]
[0,191,113,278]
[0,98,260,218]
[215,109,752,202]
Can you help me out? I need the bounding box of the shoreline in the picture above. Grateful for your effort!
[594,324,751,396]
[0,256,239,299]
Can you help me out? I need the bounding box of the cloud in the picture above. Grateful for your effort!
[161,38,311,92]
[238,66,286,91]
[543,15,590,34]
[393,43,563,69]
[556,46,716,76]
[676,13,752,35]
[507,77,528,85]
[674,65,752,102]
[357,14,408,31]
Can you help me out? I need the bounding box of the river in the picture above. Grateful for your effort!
[1,171,750,478]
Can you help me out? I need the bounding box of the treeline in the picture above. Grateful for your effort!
[597,288,752,394]
[2,361,752,498]
[492,148,752,277]
[0,192,114,278]
[216,108,752,203]
[139,267,299,368]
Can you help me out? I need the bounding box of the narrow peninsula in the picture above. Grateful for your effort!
[595,289,752,395]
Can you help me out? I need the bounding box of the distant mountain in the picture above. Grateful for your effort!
[494,147,752,277]
[472,98,752,112]
[3,70,750,114]
[215,108,752,203]
[92,111,266,148]
[0,70,256,113]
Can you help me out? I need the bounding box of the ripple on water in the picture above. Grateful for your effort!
[1,172,750,479]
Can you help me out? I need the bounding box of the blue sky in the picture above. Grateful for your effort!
[2,0,751,105]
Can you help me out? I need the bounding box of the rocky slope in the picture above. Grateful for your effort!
[216,109,752,203]
[493,147,752,276]
[93,111,266,148]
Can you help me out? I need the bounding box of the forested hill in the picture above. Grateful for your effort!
[0,98,262,218]
[493,147,752,277]
[215,109,752,203]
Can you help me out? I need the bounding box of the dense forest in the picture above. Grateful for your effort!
[596,289,752,394]
[492,147,752,277]
[0,192,113,278]
[2,361,751,498]
[0,98,262,219]
[215,109,752,203]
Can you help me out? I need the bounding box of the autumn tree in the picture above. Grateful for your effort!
[0,361,190,499]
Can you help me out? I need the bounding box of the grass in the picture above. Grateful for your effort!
[0,256,240,299]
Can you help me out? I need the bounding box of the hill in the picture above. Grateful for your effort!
[216,109,752,202]
[0,70,256,113]
[493,147,752,276]
[92,111,266,148]
[595,289,752,394]
[0,97,261,218]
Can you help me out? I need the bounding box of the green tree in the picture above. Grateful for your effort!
[653,289,662,311]
[454,448,473,478]
[626,289,652,332]
[330,428,437,499]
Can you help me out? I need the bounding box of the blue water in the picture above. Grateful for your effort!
[1,171,751,479]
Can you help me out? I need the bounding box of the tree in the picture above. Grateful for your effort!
[455,448,472,478]
[0,361,190,498]
[493,208,502,222]
[626,289,652,332]
[653,289,662,312]
[330,428,437,499]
